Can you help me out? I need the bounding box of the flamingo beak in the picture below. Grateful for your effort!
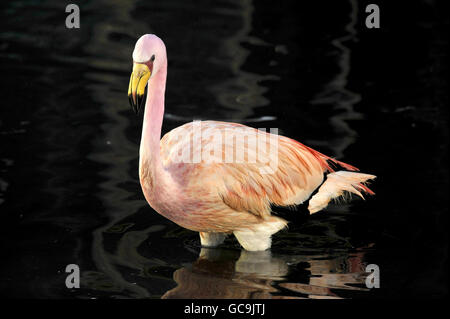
[128,63,151,114]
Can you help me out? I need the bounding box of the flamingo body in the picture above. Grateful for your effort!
[129,34,376,251]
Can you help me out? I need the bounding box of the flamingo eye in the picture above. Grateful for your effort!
[150,54,155,62]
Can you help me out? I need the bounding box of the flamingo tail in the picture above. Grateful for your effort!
[308,171,376,214]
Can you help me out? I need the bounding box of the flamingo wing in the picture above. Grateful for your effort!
[160,121,353,220]
[215,131,328,219]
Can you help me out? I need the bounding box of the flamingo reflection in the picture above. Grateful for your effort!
[163,247,369,299]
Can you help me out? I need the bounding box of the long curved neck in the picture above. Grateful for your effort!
[140,62,167,183]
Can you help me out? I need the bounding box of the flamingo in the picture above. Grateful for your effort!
[128,34,376,251]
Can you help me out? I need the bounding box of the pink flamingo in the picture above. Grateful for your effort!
[128,34,376,251]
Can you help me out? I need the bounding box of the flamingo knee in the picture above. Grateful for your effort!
[199,232,227,247]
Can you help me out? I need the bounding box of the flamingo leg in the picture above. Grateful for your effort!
[233,230,272,251]
[199,232,228,247]
[233,217,288,251]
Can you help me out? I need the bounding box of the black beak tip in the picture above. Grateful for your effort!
[128,87,147,115]
[128,94,138,115]
[137,94,143,113]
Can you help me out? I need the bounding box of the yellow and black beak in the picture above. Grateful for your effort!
[128,63,151,114]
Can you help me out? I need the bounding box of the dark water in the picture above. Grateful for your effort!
[0,0,447,298]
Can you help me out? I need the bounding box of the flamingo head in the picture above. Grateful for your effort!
[128,34,166,114]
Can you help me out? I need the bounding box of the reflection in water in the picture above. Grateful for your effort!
[310,0,361,159]
[81,0,152,299]
[207,0,279,121]
[163,248,369,299]
[162,249,285,299]
[83,224,168,298]
[81,216,370,299]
